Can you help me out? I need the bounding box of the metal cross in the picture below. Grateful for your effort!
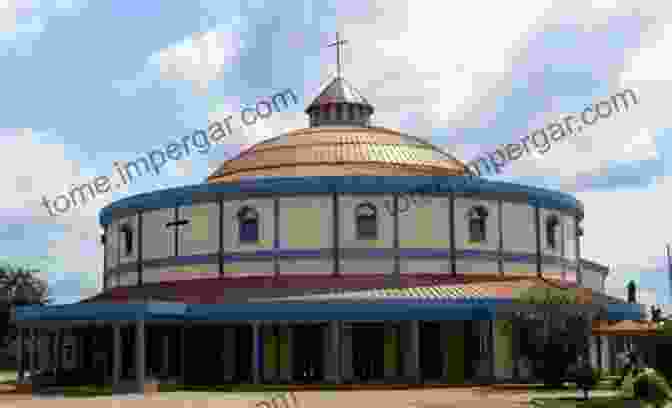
[327,32,348,78]
[165,219,189,229]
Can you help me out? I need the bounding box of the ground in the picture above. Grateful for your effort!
[0,388,540,408]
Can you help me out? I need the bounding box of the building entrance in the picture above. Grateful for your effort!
[351,323,385,382]
[420,321,443,381]
[292,324,324,383]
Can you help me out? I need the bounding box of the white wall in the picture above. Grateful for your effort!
[106,219,118,270]
[339,194,393,249]
[280,196,333,249]
[400,259,452,274]
[582,266,604,293]
[279,258,332,275]
[118,271,138,287]
[398,196,451,249]
[455,198,499,252]
[340,258,395,275]
[501,202,536,254]
[143,264,219,283]
[455,259,499,275]
[223,198,274,251]
[142,208,175,260]
[179,202,219,255]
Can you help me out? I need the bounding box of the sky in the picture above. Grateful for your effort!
[0,0,670,307]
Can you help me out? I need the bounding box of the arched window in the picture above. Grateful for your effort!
[467,206,488,243]
[355,202,378,240]
[120,224,133,256]
[237,206,259,243]
[546,215,560,250]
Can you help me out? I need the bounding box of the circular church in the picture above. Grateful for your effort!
[14,70,643,392]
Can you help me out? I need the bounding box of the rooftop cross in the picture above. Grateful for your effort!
[327,32,348,78]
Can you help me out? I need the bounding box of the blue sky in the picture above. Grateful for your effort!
[1,0,670,307]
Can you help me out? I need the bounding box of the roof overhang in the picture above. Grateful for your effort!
[15,300,644,323]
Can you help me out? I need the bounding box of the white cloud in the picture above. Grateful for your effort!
[0,128,106,299]
[118,21,247,97]
[154,29,243,96]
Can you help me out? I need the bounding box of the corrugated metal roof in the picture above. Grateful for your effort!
[207,127,467,182]
[247,278,626,305]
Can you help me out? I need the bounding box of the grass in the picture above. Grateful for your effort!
[530,396,643,408]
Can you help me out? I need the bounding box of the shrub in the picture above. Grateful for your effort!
[632,368,672,408]
[622,372,636,398]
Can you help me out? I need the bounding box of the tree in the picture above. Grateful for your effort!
[0,264,52,347]
[500,285,595,388]
[651,305,663,323]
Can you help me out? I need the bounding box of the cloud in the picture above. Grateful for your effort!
[0,128,106,299]
[154,29,243,95]
[117,21,246,97]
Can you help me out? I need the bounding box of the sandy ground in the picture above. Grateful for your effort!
[0,388,535,408]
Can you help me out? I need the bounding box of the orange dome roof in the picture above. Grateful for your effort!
[207,126,468,183]
[207,75,468,183]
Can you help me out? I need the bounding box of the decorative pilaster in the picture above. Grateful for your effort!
[135,320,145,391]
[405,321,420,384]
[327,321,341,383]
[112,325,121,386]
[16,328,24,384]
[252,322,260,384]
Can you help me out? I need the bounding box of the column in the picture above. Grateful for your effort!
[341,323,352,382]
[35,329,41,374]
[161,333,170,378]
[56,329,63,371]
[283,325,293,382]
[405,321,420,384]
[384,322,397,381]
[28,328,35,379]
[327,321,341,383]
[179,324,186,385]
[112,325,121,387]
[16,327,24,384]
[590,336,599,369]
[601,336,610,375]
[222,327,235,381]
[135,320,145,391]
[251,321,260,384]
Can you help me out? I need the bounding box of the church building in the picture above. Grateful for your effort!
[14,41,645,392]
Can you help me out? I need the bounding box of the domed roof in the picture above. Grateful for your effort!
[207,75,468,183]
[207,126,468,183]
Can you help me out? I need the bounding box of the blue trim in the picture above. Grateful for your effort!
[400,249,451,257]
[99,176,582,225]
[17,300,643,322]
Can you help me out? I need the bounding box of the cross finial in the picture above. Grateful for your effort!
[327,32,348,78]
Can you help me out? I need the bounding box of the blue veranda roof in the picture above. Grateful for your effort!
[15,301,643,322]
[99,176,583,225]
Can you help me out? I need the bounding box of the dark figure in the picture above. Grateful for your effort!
[575,357,597,400]
[627,281,637,304]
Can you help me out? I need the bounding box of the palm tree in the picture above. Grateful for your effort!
[0,264,51,347]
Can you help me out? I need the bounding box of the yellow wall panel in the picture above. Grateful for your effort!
[190,206,211,242]
[286,207,322,248]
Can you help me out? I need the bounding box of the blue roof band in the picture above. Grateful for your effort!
[99,176,582,225]
[15,301,643,322]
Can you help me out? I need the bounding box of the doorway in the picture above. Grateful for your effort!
[351,323,385,382]
[420,321,443,381]
[292,325,325,383]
